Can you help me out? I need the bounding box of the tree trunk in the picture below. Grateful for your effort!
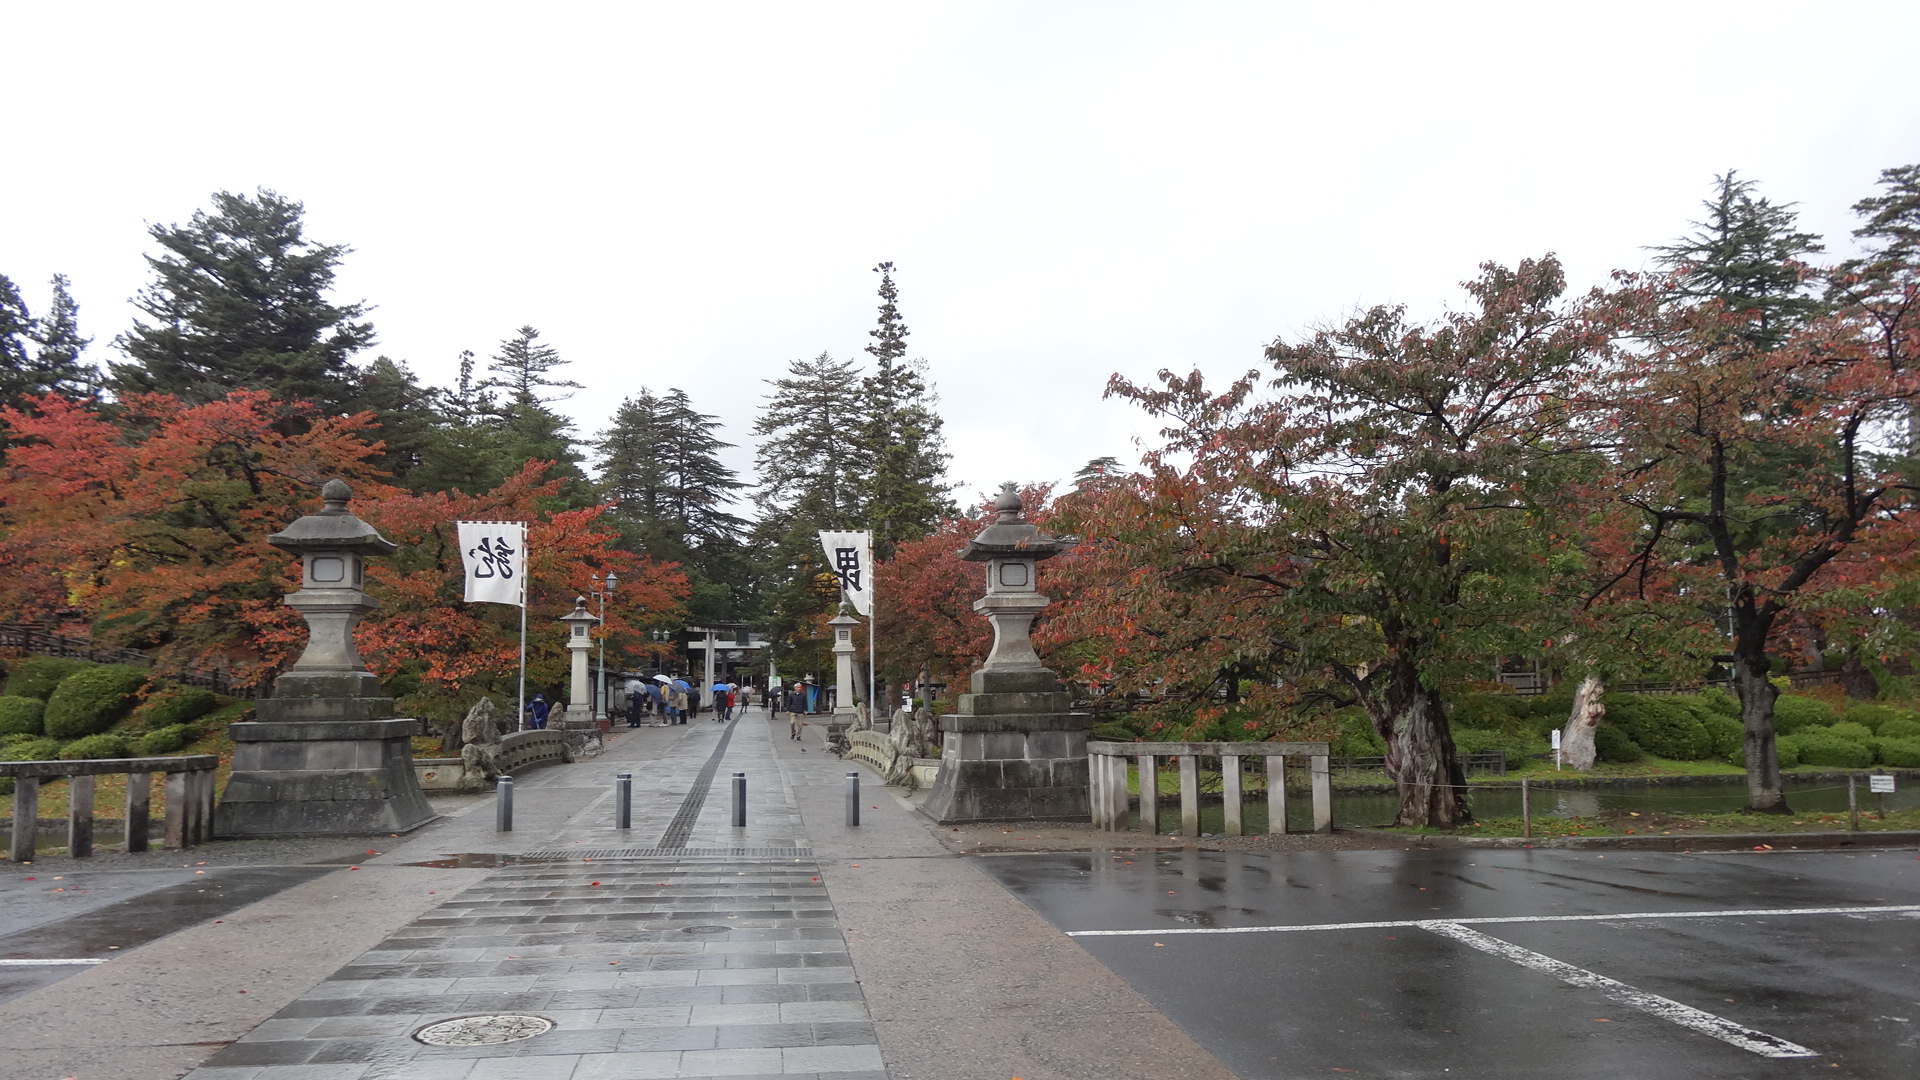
[1732,656,1788,813]
[1560,673,1605,771]
[1368,658,1470,827]
[1839,655,1879,701]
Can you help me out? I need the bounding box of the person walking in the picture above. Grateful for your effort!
[786,682,807,740]
[767,682,782,725]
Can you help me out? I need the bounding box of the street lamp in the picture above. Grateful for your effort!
[590,571,618,721]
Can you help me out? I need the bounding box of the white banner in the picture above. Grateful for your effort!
[457,521,528,606]
[819,530,873,616]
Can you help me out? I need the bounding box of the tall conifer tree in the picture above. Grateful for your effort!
[860,262,954,560]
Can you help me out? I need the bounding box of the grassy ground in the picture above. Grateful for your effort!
[1402,806,1920,838]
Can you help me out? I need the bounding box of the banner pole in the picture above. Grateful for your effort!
[868,565,876,722]
[517,527,528,732]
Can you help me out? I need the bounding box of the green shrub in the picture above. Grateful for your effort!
[1872,738,1920,768]
[1742,735,1804,769]
[1089,722,1136,742]
[1332,709,1385,756]
[136,723,200,756]
[1877,717,1920,741]
[128,685,218,730]
[1701,713,1744,761]
[1828,721,1875,742]
[1842,704,1916,734]
[1772,695,1839,734]
[43,665,149,739]
[0,735,60,761]
[1601,694,1714,760]
[1594,723,1644,763]
[1453,728,1536,766]
[1700,686,1740,717]
[1793,732,1873,769]
[0,696,46,736]
[4,657,95,701]
[58,733,133,760]
[1449,694,1521,731]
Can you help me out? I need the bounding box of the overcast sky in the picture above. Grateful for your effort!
[3,1,1916,507]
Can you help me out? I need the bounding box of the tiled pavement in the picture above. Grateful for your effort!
[186,712,886,1080]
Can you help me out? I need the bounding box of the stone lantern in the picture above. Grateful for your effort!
[560,597,597,713]
[215,479,434,837]
[921,483,1088,823]
[556,597,604,753]
[827,608,861,732]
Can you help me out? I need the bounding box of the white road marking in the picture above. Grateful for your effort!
[1421,920,1818,1059]
[0,958,107,966]
[1064,903,1920,937]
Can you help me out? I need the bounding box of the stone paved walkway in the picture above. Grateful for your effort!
[185,712,885,1080]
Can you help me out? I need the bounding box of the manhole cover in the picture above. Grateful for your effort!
[413,1014,553,1046]
[682,925,732,935]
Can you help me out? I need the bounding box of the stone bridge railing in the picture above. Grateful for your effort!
[3,754,218,860]
[1089,741,1332,837]
[499,729,572,774]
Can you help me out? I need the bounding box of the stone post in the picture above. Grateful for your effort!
[214,479,435,837]
[829,609,860,732]
[920,484,1088,823]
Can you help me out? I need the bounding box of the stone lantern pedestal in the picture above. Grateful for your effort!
[920,485,1089,823]
[828,610,861,732]
[557,597,604,756]
[215,480,435,838]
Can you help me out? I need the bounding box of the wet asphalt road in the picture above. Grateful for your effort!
[0,865,331,1004]
[975,847,1920,1080]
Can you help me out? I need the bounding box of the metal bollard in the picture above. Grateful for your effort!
[845,772,860,827]
[731,772,747,828]
[497,775,514,832]
[616,772,632,830]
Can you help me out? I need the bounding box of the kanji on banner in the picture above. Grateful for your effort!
[457,521,527,606]
[818,530,873,615]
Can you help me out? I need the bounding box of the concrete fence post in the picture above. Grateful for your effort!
[1266,756,1288,834]
[1311,754,1332,834]
[1178,755,1200,837]
[1221,755,1243,836]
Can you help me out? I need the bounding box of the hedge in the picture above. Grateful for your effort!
[1089,722,1136,742]
[1452,728,1536,766]
[0,696,46,736]
[58,733,133,760]
[0,735,60,761]
[1827,721,1875,742]
[1843,704,1917,734]
[136,723,200,756]
[1601,694,1714,760]
[1594,723,1644,763]
[1700,687,1741,717]
[129,686,218,730]
[1872,738,1920,768]
[1877,718,1920,741]
[1700,713,1744,761]
[1790,731,1873,769]
[1771,695,1840,734]
[4,657,95,701]
[1333,709,1386,756]
[43,665,150,739]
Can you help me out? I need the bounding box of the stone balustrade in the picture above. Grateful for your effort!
[3,754,218,860]
[1088,741,1332,836]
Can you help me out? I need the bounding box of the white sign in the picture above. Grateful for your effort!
[1551,729,1562,750]
[1869,775,1896,794]
[818,531,873,616]
[457,521,527,606]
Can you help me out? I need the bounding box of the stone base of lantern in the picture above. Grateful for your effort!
[918,671,1091,823]
[214,719,436,838]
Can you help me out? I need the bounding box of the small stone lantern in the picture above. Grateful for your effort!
[559,596,597,712]
[827,608,861,731]
[215,478,434,838]
[921,483,1088,823]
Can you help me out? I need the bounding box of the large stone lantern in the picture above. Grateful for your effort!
[827,608,861,731]
[215,479,434,837]
[921,483,1089,822]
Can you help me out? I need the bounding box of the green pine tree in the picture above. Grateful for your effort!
[1,273,97,411]
[1651,170,1828,348]
[409,351,512,494]
[111,189,375,410]
[859,262,954,559]
[477,325,588,494]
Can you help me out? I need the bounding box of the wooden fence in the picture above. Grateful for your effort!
[1090,741,1333,837]
[3,754,218,860]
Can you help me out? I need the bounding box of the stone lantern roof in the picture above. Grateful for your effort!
[958,483,1075,563]
[266,479,397,556]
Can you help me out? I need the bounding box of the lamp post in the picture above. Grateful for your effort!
[590,571,618,721]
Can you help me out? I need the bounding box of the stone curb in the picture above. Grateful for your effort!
[1351,827,1920,851]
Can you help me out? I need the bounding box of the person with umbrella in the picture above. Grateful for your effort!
[669,676,692,724]
[712,681,732,722]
